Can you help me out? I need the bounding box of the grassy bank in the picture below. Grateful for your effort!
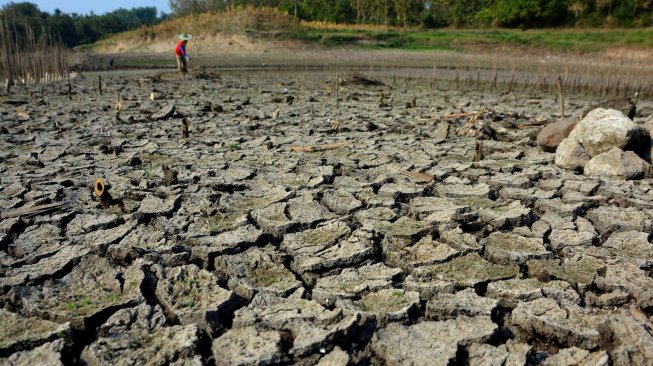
[89,7,653,55]
[296,24,653,53]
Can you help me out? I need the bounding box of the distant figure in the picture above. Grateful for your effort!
[175,33,192,74]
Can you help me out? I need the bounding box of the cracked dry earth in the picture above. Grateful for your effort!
[1,67,653,366]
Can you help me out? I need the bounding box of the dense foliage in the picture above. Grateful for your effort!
[1,0,651,50]
[0,2,165,47]
[170,0,653,28]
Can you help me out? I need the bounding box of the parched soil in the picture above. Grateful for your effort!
[1,62,653,365]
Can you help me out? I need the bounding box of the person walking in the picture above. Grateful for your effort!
[175,33,192,74]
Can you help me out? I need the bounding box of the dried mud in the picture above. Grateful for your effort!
[1,65,653,365]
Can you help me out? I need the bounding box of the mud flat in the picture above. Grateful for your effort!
[1,64,653,365]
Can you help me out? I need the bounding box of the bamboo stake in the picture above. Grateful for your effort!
[556,76,565,120]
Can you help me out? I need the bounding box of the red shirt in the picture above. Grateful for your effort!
[175,41,187,57]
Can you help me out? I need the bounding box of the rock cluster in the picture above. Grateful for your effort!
[554,108,652,179]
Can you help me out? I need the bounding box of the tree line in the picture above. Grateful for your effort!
[1,0,651,50]
[0,2,166,47]
[170,0,653,28]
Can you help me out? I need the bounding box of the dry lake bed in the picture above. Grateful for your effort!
[1,62,653,365]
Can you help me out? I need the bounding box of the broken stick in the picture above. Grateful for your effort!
[290,142,346,153]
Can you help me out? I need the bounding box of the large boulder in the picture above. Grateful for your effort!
[555,137,590,171]
[584,97,636,120]
[537,117,580,153]
[584,148,652,180]
[568,108,646,158]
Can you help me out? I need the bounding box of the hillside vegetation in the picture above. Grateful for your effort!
[91,6,653,55]
[170,0,653,28]
[0,2,166,47]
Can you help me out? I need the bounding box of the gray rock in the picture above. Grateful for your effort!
[412,253,519,287]
[212,326,284,366]
[9,224,63,260]
[560,179,601,195]
[535,198,587,218]
[337,289,420,325]
[382,235,459,270]
[595,262,653,309]
[549,217,597,250]
[82,221,137,255]
[487,278,580,307]
[555,137,590,171]
[599,312,653,366]
[2,339,66,366]
[214,247,301,300]
[432,122,451,140]
[0,245,90,289]
[386,216,434,239]
[378,181,425,201]
[219,187,293,214]
[65,213,120,236]
[408,196,475,224]
[312,263,403,306]
[233,293,357,357]
[477,201,534,229]
[111,217,183,264]
[585,290,630,307]
[151,104,175,120]
[586,206,652,236]
[467,343,509,366]
[322,189,362,215]
[505,340,533,366]
[568,108,644,158]
[600,230,653,267]
[287,198,337,227]
[403,275,456,301]
[484,232,552,265]
[439,228,482,253]
[541,348,609,366]
[510,298,606,349]
[282,223,374,274]
[371,316,497,366]
[436,183,495,200]
[425,288,498,320]
[9,255,145,331]
[584,148,651,180]
[137,194,180,217]
[81,303,201,366]
[353,207,397,233]
[190,224,262,265]
[317,346,349,366]
[0,309,70,357]
[527,256,605,291]
[155,264,237,334]
[252,202,296,238]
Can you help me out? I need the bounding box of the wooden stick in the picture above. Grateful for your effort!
[2,201,67,219]
[290,142,346,153]
[181,118,189,138]
[399,170,433,182]
[556,76,565,119]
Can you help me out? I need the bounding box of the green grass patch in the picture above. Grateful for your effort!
[290,27,653,53]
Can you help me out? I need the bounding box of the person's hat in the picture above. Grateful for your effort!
[178,33,192,41]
